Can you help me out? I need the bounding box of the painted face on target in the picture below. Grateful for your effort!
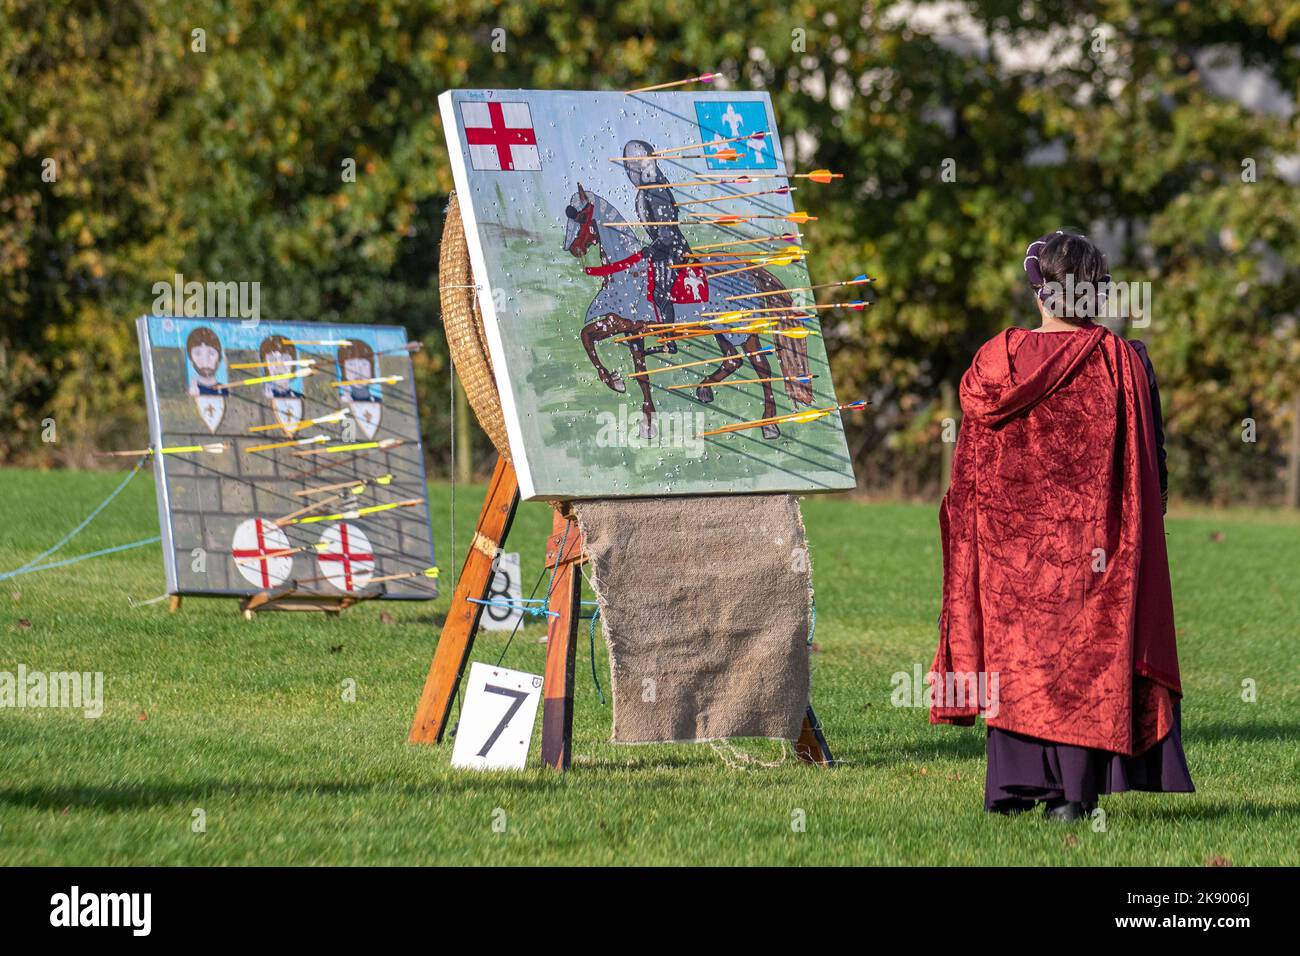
[344,357,371,382]
[190,343,219,377]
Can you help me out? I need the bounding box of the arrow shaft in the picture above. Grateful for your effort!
[627,348,775,379]
[666,374,813,391]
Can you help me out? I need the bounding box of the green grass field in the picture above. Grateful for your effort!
[0,468,1296,865]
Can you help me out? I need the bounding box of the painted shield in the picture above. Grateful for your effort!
[315,522,375,592]
[231,518,293,589]
[351,401,382,440]
[194,394,225,433]
[273,396,303,431]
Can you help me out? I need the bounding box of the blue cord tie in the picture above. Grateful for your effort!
[0,456,153,582]
[588,605,606,705]
[0,537,161,581]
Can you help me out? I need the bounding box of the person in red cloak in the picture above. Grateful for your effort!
[930,231,1193,820]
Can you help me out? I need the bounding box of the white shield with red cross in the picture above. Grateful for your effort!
[459,101,540,171]
[315,522,375,592]
[231,518,293,590]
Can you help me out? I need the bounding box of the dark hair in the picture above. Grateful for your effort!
[259,334,296,364]
[1037,232,1109,324]
[338,339,374,368]
[185,326,222,362]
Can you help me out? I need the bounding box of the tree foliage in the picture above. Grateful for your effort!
[2,0,1297,501]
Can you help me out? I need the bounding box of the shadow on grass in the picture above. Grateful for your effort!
[0,775,565,813]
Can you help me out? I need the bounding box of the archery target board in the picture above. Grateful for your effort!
[136,316,438,599]
[442,89,858,500]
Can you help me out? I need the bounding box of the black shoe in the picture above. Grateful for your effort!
[1044,799,1096,822]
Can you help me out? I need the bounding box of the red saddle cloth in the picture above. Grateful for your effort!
[929,325,1181,756]
[647,264,709,305]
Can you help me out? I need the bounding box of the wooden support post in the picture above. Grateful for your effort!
[408,456,520,744]
[793,705,834,767]
[540,510,584,771]
[168,595,183,613]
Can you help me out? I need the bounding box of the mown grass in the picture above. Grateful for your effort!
[0,468,1296,865]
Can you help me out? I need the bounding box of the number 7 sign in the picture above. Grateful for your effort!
[451,662,543,770]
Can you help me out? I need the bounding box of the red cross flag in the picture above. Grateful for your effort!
[460,101,540,172]
[316,522,375,592]
[231,518,293,589]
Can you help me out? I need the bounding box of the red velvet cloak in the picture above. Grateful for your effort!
[929,325,1182,756]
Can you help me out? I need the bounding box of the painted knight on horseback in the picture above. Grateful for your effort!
[621,139,693,349]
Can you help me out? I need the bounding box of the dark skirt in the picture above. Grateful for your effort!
[985,702,1194,812]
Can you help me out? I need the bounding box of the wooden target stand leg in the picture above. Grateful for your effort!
[408,455,834,770]
[408,455,521,747]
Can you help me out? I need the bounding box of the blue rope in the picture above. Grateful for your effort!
[588,605,606,705]
[807,597,817,646]
[8,455,148,575]
[467,597,558,619]
[0,536,161,581]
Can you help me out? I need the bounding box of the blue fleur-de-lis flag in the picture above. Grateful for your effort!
[692,100,778,170]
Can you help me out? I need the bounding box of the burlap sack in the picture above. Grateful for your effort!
[574,495,812,743]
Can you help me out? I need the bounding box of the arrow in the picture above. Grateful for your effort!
[226,368,314,388]
[637,177,756,190]
[688,246,808,260]
[333,375,404,388]
[376,341,423,356]
[94,442,226,458]
[293,438,405,457]
[702,300,864,318]
[283,497,425,525]
[677,186,795,207]
[689,233,801,252]
[611,147,742,163]
[227,358,317,370]
[700,169,842,184]
[625,71,720,94]
[706,253,807,279]
[234,543,328,566]
[274,494,346,527]
[293,473,395,497]
[640,170,839,190]
[663,324,817,343]
[699,211,816,224]
[368,566,440,585]
[700,400,869,437]
[724,273,873,301]
[244,435,328,454]
[248,408,350,434]
[615,320,818,346]
[626,348,775,380]
[671,246,804,268]
[670,147,743,162]
[651,131,768,156]
[283,338,351,346]
[666,374,815,391]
